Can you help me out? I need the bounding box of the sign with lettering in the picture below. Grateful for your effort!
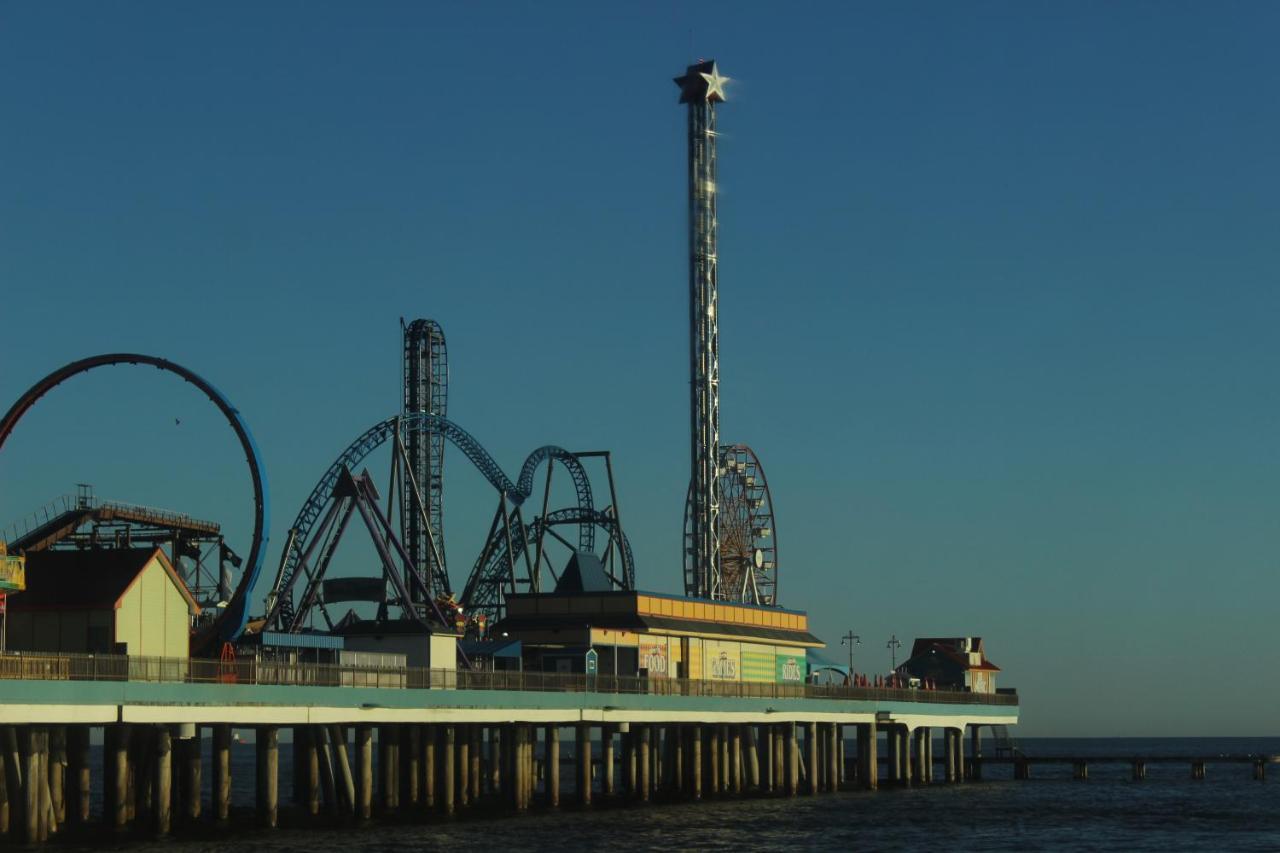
[775,654,806,683]
[706,647,739,680]
[640,641,669,677]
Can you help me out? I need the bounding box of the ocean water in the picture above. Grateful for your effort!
[54,737,1280,852]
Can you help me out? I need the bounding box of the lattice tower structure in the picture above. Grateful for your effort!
[402,319,449,599]
[676,61,729,599]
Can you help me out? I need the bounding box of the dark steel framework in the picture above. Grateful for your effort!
[0,354,269,651]
[677,61,725,600]
[264,414,635,633]
[402,319,449,601]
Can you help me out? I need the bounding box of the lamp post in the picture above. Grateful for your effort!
[840,631,860,679]
[887,634,902,671]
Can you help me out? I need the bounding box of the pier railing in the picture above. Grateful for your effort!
[0,651,1018,706]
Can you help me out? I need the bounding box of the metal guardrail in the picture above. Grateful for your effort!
[2,495,77,544]
[0,651,1019,706]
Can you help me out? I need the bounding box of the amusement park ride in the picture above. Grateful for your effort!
[0,58,780,657]
[677,61,780,607]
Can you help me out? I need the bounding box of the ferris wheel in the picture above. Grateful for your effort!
[683,443,778,606]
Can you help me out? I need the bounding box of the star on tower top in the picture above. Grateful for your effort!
[675,60,729,104]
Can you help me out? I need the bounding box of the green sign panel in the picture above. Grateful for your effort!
[775,653,806,683]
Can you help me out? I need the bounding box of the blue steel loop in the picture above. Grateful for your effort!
[0,354,269,650]
[515,446,595,552]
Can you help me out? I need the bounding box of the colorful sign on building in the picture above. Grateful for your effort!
[640,639,670,677]
[775,653,806,683]
[704,641,740,680]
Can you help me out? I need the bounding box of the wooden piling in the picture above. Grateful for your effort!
[304,727,321,815]
[862,722,878,790]
[624,729,637,797]
[314,726,339,816]
[37,729,52,841]
[1254,760,1265,781]
[689,726,703,800]
[708,725,721,795]
[184,727,201,820]
[637,725,650,802]
[422,724,436,810]
[469,726,481,804]
[259,727,278,828]
[154,727,172,835]
[356,725,373,820]
[406,725,422,808]
[827,724,839,792]
[211,725,231,822]
[576,723,591,806]
[547,725,560,807]
[68,725,90,824]
[601,725,615,797]
[332,726,357,815]
[969,725,982,780]
[457,724,469,808]
[442,726,456,815]
[489,727,501,798]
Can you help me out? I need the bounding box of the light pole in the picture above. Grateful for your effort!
[887,634,902,671]
[840,631,860,678]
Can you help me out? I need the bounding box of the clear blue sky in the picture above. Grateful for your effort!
[2,2,1277,736]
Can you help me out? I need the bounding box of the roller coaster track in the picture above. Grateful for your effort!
[460,506,636,618]
[270,414,596,630]
[0,354,268,652]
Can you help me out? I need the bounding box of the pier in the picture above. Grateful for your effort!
[981,754,1276,781]
[0,651,1016,842]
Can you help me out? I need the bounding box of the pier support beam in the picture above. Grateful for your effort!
[469,726,481,805]
[827,723,839,792]
[901,726,913,786]
[154,726,172,835]
[576,724,591,806]
[969,725,982,780]
[211,725,230,822]
[858,722,878,790]
[546,725,560,807]
[422,724,436,810]
[1191,761,1206,780]
[708,726,721,795]
[804,722,818,794]
[183,727,202,821]
[257,726,278,828]
[442,726,456,815]
[356,726,373,820]
[602,725,615,797]
[68,725,90,824]
[1132,759,1147,781]
[690,726,703,800]
[638,725,651,802]
[785,723,798,797]
[944,728,957,782]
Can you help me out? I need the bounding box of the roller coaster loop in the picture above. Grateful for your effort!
[0,354,269,651]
